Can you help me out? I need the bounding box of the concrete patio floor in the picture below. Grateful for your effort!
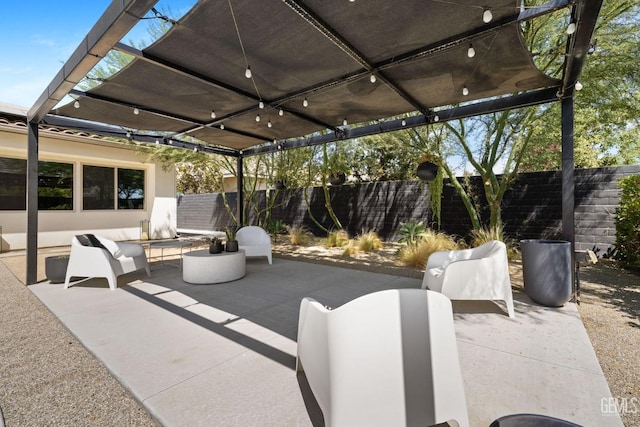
[29,258,623,426]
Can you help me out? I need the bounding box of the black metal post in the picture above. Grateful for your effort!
[236,156,244,225]
[26,121,39,285]
[561,96,576,300]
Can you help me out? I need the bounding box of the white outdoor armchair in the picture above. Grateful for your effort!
[236,226,272,264]
[64,234,150,290]
[296,289,469,427]
[422,240,515,318]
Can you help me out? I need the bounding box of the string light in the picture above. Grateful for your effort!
[259,101,264,109]
[210,110,216,119]
[255,114,261,122]
[220,123,225,130]
[575,81,583,91]
[434,115,440,122]
[343,118,348,126]
[566,22,576,35]
[126,131,132,138]
[483,9,493,23]
[245,66,252,78]
[467,44,476,58]
[303,98,309,107]
[133,108,139,115]
[155,139,160,145]
[73,100,80,109]
[370,74,377,83]
[401,119,406,126]
[267,120,272,128]
[462,86,469,96]
[278,108,284,116]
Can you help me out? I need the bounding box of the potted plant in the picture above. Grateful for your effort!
[416,154,439,182]
[209,237,223,254]
[325,144,348,186]
[225,226,239,252]
[45,255,69,283]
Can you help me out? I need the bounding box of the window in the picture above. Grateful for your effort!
[83,165,114,210]
[0,157,73,211]
[82,165,145,210]
[118,168,145,209]
[38,161,73,210]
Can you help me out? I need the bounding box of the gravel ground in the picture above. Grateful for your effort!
[1,240,638,426]
[0,259,158,427]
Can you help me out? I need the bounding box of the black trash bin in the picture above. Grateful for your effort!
[520,239,572,307]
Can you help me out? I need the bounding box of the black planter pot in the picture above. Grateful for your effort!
[225,240,239,252]
[329,172,346,186]
[417,161,438,182]
[45,256,69,283]
[209,241,223,254]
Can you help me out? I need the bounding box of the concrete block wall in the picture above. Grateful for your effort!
[177,165,640,255]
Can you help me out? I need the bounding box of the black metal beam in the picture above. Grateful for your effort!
[236,156,244,226]
[242,87,560,156]
[561,96,576,299]
[41,114,240,157]
[26,122,39,285]
[28,0,159,122]
[559,0,604,97]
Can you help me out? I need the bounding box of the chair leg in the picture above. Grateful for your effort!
[107,274,118,290]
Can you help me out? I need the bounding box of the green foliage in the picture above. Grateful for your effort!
[614,175,640,269]
[265,220,287,236]
[224,226,237,241]
[325,229,350,248]
[397,220,427,246]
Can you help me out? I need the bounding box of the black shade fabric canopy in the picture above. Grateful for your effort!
[50,0,566,154]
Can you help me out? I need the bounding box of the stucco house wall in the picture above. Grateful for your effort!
[0,104,177,251]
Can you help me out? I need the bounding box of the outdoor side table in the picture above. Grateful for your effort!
[149,240,193,270]
[182,249,245,284]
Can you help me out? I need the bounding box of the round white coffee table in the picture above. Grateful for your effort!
[182,249,245,284]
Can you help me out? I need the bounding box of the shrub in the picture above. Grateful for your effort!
[287,225,312,246]
[355,230,383,253]
[614,174,640,270]
[397,220,427,246]
[341,241,358,257]
[325,229,350,248]
[470,225,504,247]
[398,230,459,268]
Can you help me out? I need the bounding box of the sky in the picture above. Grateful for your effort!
[0,1,196,109]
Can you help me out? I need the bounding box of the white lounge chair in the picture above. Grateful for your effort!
[422,240,515,318]
[64,234,150,290]
[236,226,272,264]
[296,289,469,427]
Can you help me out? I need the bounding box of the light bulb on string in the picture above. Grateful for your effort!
[220,123,225,130]
[483,9,493,23]
[210,110,216,119]
[462,86,469,96]
[566,22,576,35]
[155,139,160,145]
[575,81,583,91]
[303,98,309,107]
[434,115,440,122]
[278,109,284,116]
[255,114,261,122]
[370,74,377,83]
[267,120,272,128]
[259,101,264,109]
[401,119,406,126]
[245,66,252,79]
[467,44,476,58]
[343,118,348,126]
[73,100,80,109]
[133,107,140,115]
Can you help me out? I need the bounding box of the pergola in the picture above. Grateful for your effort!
[26,0,602,284]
